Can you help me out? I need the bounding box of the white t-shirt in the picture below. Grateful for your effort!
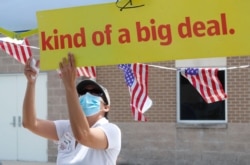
[54,118,121,165]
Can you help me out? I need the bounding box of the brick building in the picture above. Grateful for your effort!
[1,35,250,164]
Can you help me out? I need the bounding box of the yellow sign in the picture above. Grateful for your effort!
[37,0,250,70]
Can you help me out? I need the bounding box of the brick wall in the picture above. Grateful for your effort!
[227,56,250,123]
[1,35,250,164]
[96,61,177,123]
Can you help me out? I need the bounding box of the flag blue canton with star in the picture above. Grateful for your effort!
[118,64,134,87]
[185,68,199,75]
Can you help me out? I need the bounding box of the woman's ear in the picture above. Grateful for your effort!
[103,105,110,112]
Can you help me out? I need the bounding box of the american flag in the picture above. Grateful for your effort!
[57,66,96,78]
[181,68,227,103]
[0,38,32,64]
[118,63,152,121]
[76,66,96,78]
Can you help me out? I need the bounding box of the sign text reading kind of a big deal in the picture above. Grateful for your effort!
[37,0,250,70]
[41,13,233,51]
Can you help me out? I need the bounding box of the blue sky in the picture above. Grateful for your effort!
[0,0,114,31]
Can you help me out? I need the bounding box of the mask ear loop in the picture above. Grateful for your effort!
[100,97,106,105]
[99,96,109,116]
[103,104,110,119]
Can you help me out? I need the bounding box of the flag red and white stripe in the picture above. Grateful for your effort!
[181,68,227,103]
[76,66,96,78]
[0,38,32,64]
[119,63,152,121]
[57,66,96,78]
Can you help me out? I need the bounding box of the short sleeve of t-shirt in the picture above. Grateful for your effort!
[54,120,70,139]
[99,123,121,150]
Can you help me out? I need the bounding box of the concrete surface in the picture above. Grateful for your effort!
[0,161,55,165]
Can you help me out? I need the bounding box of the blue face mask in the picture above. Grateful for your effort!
[79,92,101,117]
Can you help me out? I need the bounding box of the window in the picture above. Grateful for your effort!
[177,70,227,124]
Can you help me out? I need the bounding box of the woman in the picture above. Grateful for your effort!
[22,53,121,165]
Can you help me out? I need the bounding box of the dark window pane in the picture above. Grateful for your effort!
[180,71,225,120]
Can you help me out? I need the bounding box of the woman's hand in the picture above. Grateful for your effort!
[59,52,77,89]
[24,57,40,83]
